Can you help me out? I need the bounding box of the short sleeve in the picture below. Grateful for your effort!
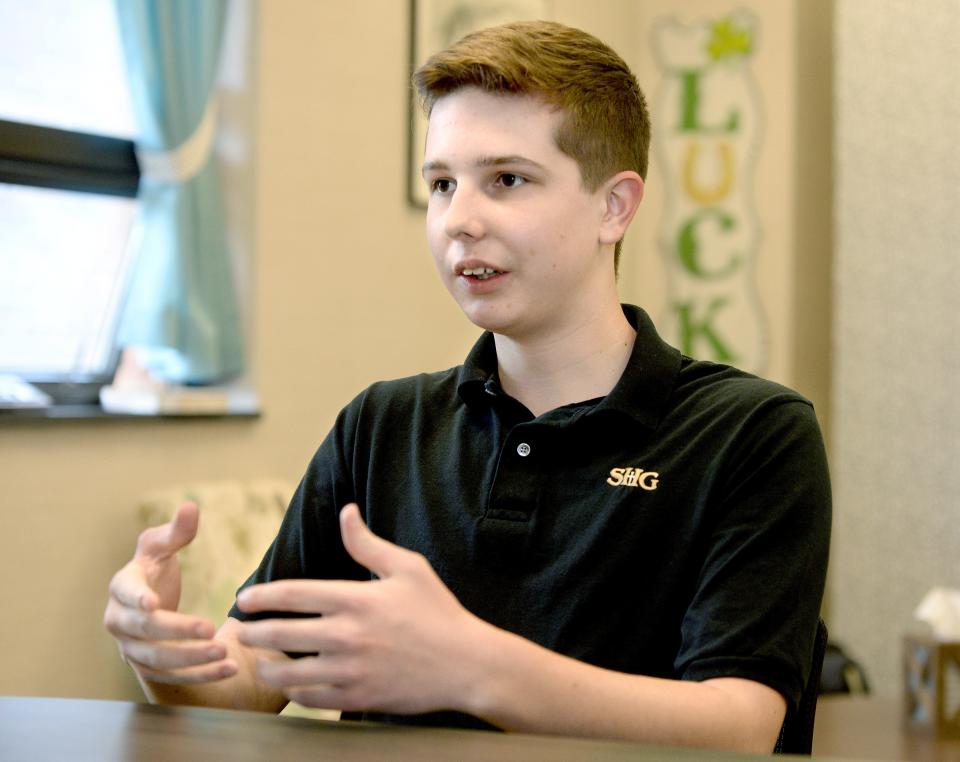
[675,398,831,711]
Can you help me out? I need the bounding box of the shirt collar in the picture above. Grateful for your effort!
[595,304,682,430]
[456,330,500,407]
[457,304,682,431]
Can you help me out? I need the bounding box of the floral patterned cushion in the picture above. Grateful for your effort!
[138,479,292,622]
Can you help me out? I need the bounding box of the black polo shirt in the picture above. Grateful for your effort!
[230,304,831,730]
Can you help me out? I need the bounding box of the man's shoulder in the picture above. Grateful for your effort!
[348,365,465,415]
[673,355,815,417]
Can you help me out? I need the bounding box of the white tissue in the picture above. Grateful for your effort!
[914,587,960,640]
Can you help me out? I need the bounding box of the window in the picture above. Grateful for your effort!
[0,0,139,404]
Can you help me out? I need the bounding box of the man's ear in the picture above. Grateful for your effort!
[598,171,644,246]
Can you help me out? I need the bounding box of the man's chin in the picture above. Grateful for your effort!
[462,310,541,343]
[460,306,514,335]
[464,315,504,334]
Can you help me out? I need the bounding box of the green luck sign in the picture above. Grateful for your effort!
[652,11,766,371]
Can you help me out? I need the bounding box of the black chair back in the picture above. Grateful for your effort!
[774,618,828,755]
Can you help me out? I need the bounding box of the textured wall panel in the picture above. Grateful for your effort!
[832,0,960,695]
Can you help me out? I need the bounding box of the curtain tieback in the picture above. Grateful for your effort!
[136,96,219,185]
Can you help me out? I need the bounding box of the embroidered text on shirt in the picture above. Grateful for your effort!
[607,467,659,491]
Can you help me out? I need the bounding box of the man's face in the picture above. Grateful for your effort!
[422,87,611,340]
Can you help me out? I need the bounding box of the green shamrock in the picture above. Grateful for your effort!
[707,17,753,61]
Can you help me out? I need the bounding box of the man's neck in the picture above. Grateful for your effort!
[494,304,636,418]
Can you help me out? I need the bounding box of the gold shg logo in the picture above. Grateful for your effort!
[607,467,659,491]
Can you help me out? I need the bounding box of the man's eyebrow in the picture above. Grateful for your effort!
[421,160,449,177]
[421,155,546,177]
[476,155,546,171]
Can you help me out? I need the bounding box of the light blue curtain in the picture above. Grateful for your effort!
[114,0,243,384]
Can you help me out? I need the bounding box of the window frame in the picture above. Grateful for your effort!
[0,118,140,408]
[0,118,139,198]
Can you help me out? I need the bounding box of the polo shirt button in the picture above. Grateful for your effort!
[517,443,531,457]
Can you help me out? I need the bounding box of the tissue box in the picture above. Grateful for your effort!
[904,634,960,738]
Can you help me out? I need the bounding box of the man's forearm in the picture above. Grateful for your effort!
[137,620,288,714]
[137,672,242,709]
[459,620,786,753]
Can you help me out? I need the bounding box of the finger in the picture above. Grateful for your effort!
[108,563,157,611]
[256,654,356,691]
[126,655,238,685]
[105,600,217,641]
[119,637,228,671]
[236,579,367,615]
[339,503,412,578]
[136,502,200,560]
[236,617,351,655]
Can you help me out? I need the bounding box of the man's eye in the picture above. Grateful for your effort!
[497,173,525,188]
[430,178,454,194]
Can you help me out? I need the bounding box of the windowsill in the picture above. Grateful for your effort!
[0,403,260,422]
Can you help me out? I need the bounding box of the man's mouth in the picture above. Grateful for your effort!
[461,267,502,281]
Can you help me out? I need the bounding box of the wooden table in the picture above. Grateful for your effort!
[0,696,767,762]
[814,696,960,761]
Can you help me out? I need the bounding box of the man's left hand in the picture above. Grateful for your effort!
[234,503,482,714]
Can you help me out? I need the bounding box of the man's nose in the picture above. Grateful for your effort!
[443,183,485,240]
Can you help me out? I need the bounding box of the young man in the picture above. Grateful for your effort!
[104,21,830,753]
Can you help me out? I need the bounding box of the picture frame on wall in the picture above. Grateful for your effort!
[407,0,552,208]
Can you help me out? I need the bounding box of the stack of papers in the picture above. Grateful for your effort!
[0,375,52,409]
[99,383,258,416]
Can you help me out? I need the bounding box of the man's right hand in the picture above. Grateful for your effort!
[103,502,238,685]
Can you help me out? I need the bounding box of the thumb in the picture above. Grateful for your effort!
[136,501,200,559]
[339,503,405,578]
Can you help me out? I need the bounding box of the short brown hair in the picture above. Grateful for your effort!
[413,21,651,268]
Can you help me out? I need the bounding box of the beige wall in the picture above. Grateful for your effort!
[831,0,960,696]
[0,0,832,702]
